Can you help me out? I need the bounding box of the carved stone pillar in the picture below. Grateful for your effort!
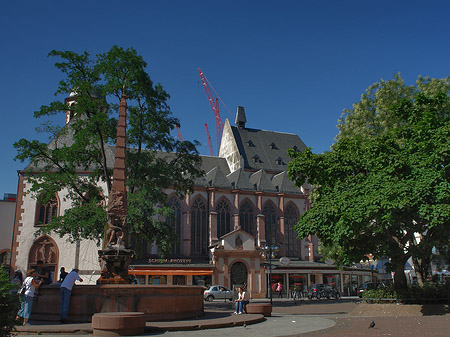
[257,214,265,246]
[209,211,218,244]
[278,193,285,256]
[223,257,229,288]
[184,194,191,256]
[232,190,239,229]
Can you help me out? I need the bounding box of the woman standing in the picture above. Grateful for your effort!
[16,269,42,326]
[276,282,283,298]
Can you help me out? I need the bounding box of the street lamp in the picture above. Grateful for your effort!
[260,244,280,305]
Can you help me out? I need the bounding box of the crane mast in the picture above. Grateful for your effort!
[204,124,214,157]
[198,68,224,156]
[175,126,183,141]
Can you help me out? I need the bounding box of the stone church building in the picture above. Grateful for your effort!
[10,104,374,298]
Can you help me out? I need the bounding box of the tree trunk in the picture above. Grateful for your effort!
[412,256,430,287]
[392,262,408,295]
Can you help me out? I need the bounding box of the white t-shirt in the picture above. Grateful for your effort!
[61,271,81,291]
[23,276,35,297]
[242,291,250,301]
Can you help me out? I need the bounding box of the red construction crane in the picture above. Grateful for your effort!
[175,126,183,141]
[198,68,224,156]
[204,124,214,157]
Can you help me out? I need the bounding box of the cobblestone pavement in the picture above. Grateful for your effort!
[16,298,450,336]
[304,315,450,337]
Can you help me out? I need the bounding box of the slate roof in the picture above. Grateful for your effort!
[195,159,302,194]
[230,126,306,173]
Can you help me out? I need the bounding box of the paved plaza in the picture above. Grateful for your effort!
[16,298,450,336]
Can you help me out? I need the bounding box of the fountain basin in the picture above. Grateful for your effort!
[30,284,204,322]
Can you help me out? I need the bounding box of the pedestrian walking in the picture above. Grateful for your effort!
[277,282,283,298]
[16,269,42,325]
[60,268,83,323]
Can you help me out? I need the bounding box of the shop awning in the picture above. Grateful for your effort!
[129,269,213,276]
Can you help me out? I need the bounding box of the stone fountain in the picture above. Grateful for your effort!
[29,94,204,325]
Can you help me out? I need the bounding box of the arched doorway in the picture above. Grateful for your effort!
[230,261,248,289]
[28,236,59,284]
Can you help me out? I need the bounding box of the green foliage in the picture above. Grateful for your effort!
[317,242,347,268]
[363,282,450,304]
[14,46,203,251]
[363,284,397,302]
[288,74,450,292]
[0,267,20,337]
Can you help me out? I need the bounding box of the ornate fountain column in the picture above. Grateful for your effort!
[98,93,134,284]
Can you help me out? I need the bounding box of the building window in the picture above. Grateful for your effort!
[148,275,167,285]
[173,275,186,285]
[216,199,231,238]
[190,198,208,256]
[285,204,299,258]
[35,197,58,226]
[239,201,254,236]
[167,196,182,255]
[263,203,277,245]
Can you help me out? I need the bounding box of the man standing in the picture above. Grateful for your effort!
[35,260,50,285]
[60,268,83,323]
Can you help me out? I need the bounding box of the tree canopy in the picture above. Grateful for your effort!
[14,46,203,256]
[287,74,450,292]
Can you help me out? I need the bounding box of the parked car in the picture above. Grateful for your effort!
[357,282,378,298]
[307,284,341,300]
[203,285,233,301]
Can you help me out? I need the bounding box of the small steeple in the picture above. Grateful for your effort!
[235,106,247,129]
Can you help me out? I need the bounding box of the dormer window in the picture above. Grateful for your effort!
[247,140,255,147]
[269,142,277,149]
[293,145,299,152]
[252,155,260,163]
[276,157,283,165]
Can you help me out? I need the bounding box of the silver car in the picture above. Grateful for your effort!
[203,285,233,301]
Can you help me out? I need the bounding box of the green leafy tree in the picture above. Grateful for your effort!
[288,74,450,293]
[14,46,203,256]
[0,267,20,337]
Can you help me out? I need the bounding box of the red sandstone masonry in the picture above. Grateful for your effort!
[10,173,26,271]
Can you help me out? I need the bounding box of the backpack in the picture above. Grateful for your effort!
[17,284,26,296]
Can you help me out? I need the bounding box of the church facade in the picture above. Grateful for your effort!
[10,105,375,298]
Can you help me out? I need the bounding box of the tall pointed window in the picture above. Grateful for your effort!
[263,203,277,245]
[190,198,208,256]
[239,201,254,236]
[216,199,231,238]
[35,196,58,226]
[285,204,299,257]
[168,196,182,255]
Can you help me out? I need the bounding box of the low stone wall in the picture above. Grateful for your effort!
[31,284,204,322]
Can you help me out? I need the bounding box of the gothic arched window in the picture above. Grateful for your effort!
[190,198,208,256]
[168,196,182,255]
[239,201,254,236]
[263,203,277,245]
[216,199,231,238]
[285,204,299,257]
[35,196,58,226]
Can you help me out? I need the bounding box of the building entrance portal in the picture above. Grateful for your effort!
[28,236,59,284]
[230,261,247,289]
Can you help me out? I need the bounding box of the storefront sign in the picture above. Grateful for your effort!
[279,257,290,265]
[148,258,192,264]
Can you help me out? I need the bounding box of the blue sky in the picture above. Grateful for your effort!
[1,0,450,196]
